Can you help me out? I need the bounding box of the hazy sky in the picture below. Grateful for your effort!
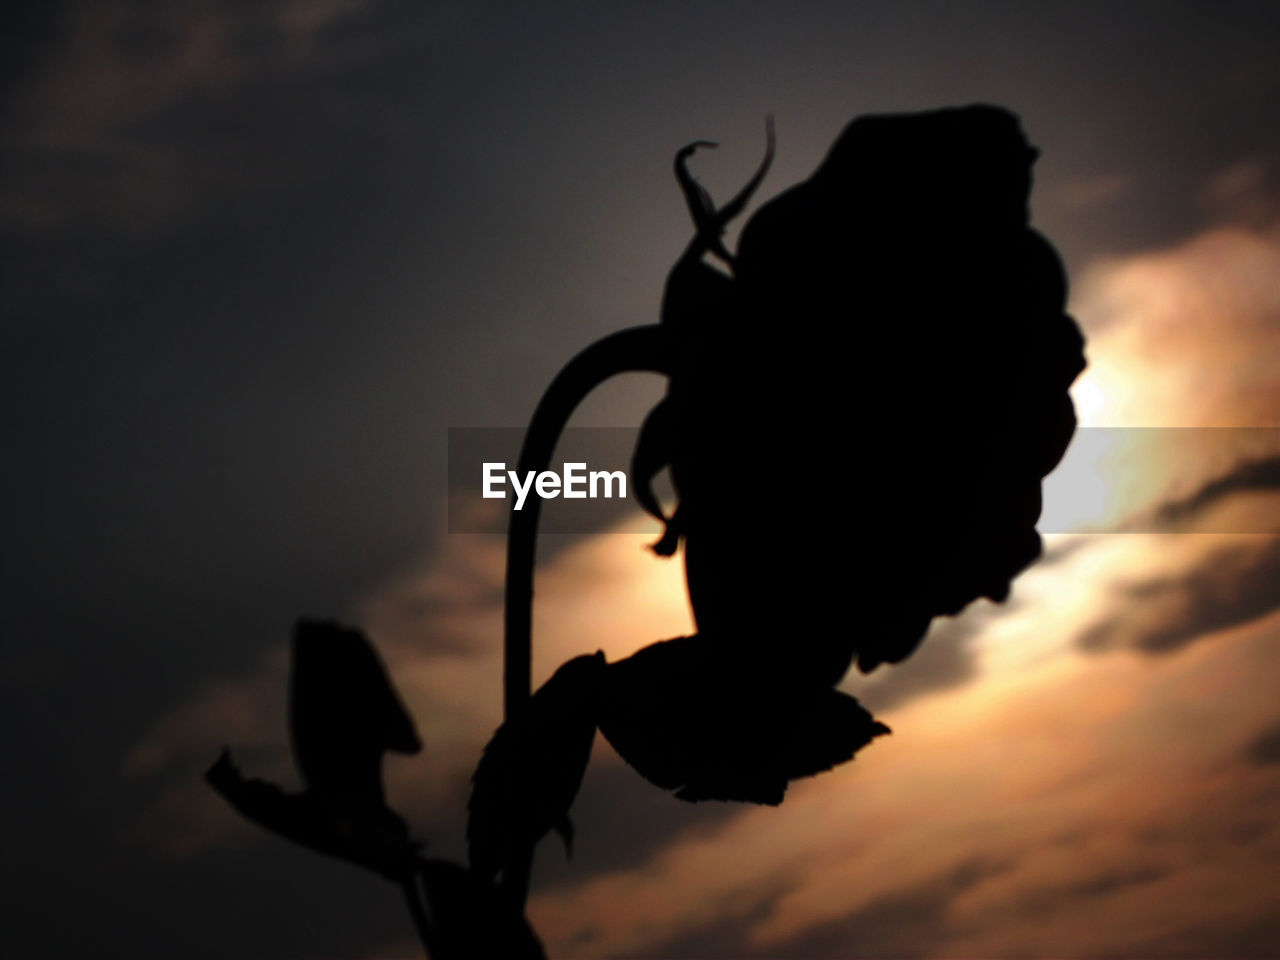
[4,1,1280,957]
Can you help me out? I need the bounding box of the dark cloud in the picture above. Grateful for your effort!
[770,857,1014,960]
[3,820,420,960]
[1061,864,1170,900]
[612,886,787,960]
[1125,912,1280,960]
[0,2,67,107]
[633,856,1014,960]
[1153,452,1280,529]
[531,750,741,892]
[4,4,301,233]
[847,540,1103,716]
[1077,537,1280,654]
[1243,719,1280,767]
[849,610,992,715]
[1081,427,1280,660]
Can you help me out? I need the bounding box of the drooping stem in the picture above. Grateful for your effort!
[502,324,672,906]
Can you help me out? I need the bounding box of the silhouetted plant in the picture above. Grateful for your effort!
[597,633,890,804]
[208,104,1085,956]
[207,621,545,958]
[468,652,605,885]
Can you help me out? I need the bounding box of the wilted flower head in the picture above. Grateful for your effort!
[660,104,1085,681]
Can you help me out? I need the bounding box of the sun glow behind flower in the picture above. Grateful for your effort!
[14,4,1278,956]
[516,208,1280,957]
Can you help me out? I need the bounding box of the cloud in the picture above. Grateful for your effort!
[113,189,1280,952]
[122,533,505,859]
[848,608,989,716]
[751,857,1015,960]
[1077,536,1280,655]
[535,753,741,892]
[1062,452,1280,658]
[1243,719,1280,767]
[1152,451,1280,528]
[1050,172,1131,212]
[11,0,377,136]
[1070,216,1280,428]
[527,603,1280,959]
[1199,155,1280,228]
[0,0,417,237]
[123,523,694,860]
[614,856,1016,960]
[1041,212,1280,538]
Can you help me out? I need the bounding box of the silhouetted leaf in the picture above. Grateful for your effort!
[207,621,422,881]
[290,619,421,806]
[205,749,417,882]
[598,635,889,805]
[414,858,547,960]
[468,652,606,883]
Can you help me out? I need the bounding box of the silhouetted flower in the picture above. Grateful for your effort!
[500,106,1084,834]
[668,104,1086,679]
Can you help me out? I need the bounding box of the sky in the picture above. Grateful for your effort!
[3,1,1280,957]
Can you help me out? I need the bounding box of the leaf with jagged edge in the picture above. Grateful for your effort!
[207,621,424,881]
[597,634,889,805]
[467,652,606,883]
[205,749,419,882]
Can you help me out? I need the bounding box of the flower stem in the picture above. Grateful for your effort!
[502,325,671,907]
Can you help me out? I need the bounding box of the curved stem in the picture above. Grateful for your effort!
[502,324,672,906]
